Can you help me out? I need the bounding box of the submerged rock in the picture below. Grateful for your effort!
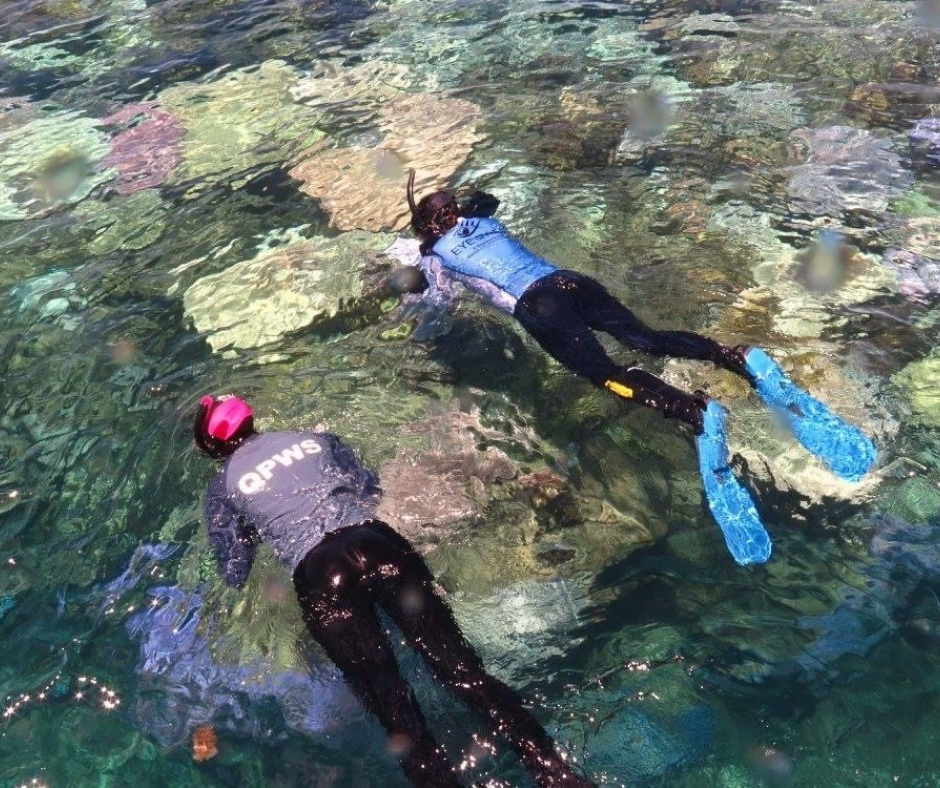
[697,509,940,697]
[528,84,628,172]
[352,6,482,90]
[101,102,183,195]
[582,704,715,784]
[71,189,168,256]
[182,231,392,353]
[791,584,894,676]
[786,126,913,219]
[376,404,520,544]
[290,92,484,231]
[870,514,940,579]
[453,160,557,234]
[787,515,940,677]
[447,576,590,684]
[126,584,367,748]
[9,269,86,328]
[290,59,415,114]
[910,117,940,170]
[711,81,806,138]
[845,82,940,130]
[883,249,940,304]
[892,353,940,427]
[709,202,898,338]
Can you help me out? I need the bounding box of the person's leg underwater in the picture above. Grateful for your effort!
[514,272,771,565]
[293,528,462,788]
[368,522,595,788]
[570,273,877,481]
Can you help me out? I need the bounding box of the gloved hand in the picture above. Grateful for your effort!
[460,190,500,218]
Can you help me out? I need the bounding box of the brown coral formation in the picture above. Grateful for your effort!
[290,60,415,113]
[192,724,218,762]
[844,81,940,129]
[290,91,484,232]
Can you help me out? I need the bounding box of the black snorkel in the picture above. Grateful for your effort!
[407,169,420,233]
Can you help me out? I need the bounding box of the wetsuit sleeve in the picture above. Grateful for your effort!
[204,473,259,589]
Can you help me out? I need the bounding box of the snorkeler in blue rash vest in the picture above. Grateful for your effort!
[194,395,595,788]
[403,171,878,566]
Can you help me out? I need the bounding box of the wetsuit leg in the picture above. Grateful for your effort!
[293,531,461,788]
[514,274,708,432]
[368,522,594,788]
[567,272,750,376]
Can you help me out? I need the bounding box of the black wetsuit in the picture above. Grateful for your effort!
[513,271,747,431]
[419,206,751,434]
[204,430,592,788]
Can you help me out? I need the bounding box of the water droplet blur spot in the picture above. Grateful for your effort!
[629,90,672,141]
[371,148,407,182]
[108,338,137,365]
[747,746,794,786]
[795,229,852,294]
[36,149,90,202]
[918,0,940,26]
[399,586,425,616]
[387,732,412,756]
[263,577,290,604]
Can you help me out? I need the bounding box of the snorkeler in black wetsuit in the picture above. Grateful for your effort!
[400,172,877,566]
[193,394,594,788]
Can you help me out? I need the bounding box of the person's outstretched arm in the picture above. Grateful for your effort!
[459,190,500,218]
[204,473,259,588]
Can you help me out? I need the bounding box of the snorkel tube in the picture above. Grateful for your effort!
[406,170,459,247]
[407,169,420,232]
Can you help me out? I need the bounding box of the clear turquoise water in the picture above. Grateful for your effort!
[2,0,940,785]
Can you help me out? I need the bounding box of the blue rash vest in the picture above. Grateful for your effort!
[431,217,556,300]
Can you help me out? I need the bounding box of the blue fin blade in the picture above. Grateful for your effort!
[744,348,877,482]
[696,401,772,566]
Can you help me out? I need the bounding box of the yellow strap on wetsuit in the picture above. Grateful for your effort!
[605,380,634,399]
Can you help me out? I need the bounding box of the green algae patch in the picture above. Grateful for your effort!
[71,189,168,256]
[894,355,940,427]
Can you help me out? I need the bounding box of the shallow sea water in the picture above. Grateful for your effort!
[3,0,940,785]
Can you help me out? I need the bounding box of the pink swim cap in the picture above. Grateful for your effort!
[202,395,253,441]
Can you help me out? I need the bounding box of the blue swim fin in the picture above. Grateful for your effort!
[696,401,772,566]
[744,348,877,482]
